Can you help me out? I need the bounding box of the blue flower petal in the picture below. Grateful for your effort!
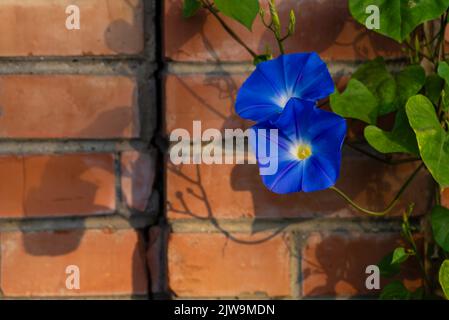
[236,68,285,122]
[301,156,338,192]
[235,52,334,122]
[311,114,347,156]
[283,52,335,101]
[274,99,316,142]
[262,160,304,194]
[249,122,306,194]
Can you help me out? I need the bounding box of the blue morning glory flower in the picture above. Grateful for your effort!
[236,52,334,122]
[250,98,347,194]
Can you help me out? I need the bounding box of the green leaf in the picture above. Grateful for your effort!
[438,61,449,85]
[439,260,449,299]
[392,247,410,264]
[425,74,445,106]
[377,252,401,278]
[379,281,412,300]
[330,79,378,124]
[183,0,202,18]
[352,58,396,115]
[395,65,426,108]
[349,0,449,43]
[431,206,449,252]
[437,62,449,112]
[364,109,419,155]
[214,0,260,30]
[406,95,449,186]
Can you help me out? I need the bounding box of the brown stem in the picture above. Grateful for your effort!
[201,0,257,58]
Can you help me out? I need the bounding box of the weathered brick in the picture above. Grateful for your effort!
[0,153,115,218]
[165,73,251,137]
[0,229,148,297]
[167,157,431,219]
[0,75,140,139]
[301,232,423,297]
[167,232,291,297]
[121,150,156,212]
[0,0,144,56]
[164,0,402,62]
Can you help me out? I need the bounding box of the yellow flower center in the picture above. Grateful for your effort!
[296,144,312,160]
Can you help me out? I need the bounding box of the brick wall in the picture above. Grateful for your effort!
[0,0,158,299]
[161,0,431,299]
[0,0,435,300]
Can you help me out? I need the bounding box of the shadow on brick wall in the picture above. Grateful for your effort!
[21,94,149,296]
[164,0,401,61]
[104,0,144,55]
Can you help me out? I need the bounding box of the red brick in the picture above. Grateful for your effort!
[301,232,423,297]
[0,75,139,139]
[167,232,290,297]
[165,74,252,136]
[0,0,144,56]
[0,229,148,297]
[167,158,431,219]
[121,150,156,211]
[164,0,402,62]
[0,153,115,218]
[442,188,449,208]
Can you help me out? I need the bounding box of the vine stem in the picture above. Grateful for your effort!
[200,0,257,58]
[329,163,424,217]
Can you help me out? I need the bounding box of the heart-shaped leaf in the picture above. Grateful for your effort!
[392,247,411,264]
[365,109,419,155]
[439,260,449,299]
[214,0,260,30]
[330,79,378,124]
[406,95,449,187]
[349,0,449,43]
[431,206,449,252]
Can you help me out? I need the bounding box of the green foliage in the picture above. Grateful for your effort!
[352,58,396,115]
[431,206,449,252]
[214,0,260,30]
[406,95,449,187]
[395,65,426,108]
[330,79,378,124]
[439,260,449,299]
[364,109,419,155]
[331,60,424,156]
[183,0,202,18]
[392,247,411,264]
[377,251,401,278]
[349,0,449,43]
[425,74,445,106]
[438,61,449,85]
[379,280,424,300]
